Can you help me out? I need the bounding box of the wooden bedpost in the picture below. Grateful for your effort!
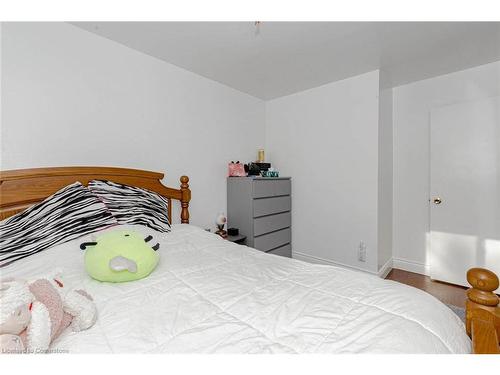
[465,268,500,354]
[180,175,191,224]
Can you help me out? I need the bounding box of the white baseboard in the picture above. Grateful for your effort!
[377,258,393,278]
[292,252,429,278]
[392,257,430,276]
[292,251,387,277]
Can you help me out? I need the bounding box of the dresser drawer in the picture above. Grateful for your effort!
[253,179,291,198]
[254,228,291,252]
[253,212,291,236]
[266,244,291,258]
[253,196,291,217]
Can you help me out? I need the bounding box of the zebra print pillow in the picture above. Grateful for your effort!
[0,182,117,267]
[87,180,171,233]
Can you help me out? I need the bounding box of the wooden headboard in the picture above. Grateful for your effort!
[0,166,191,223]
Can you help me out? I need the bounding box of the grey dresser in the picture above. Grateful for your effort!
[227,177,291,257]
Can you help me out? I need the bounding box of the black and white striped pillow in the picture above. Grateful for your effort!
[0,182,117,267]
[88,180,171,233]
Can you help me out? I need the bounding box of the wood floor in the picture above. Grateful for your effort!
[385,268,468,308]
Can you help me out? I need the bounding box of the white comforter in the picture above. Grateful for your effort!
[1,224,471,353]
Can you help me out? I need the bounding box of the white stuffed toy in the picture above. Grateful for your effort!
[0,271,97,354]
[0,278,33,353]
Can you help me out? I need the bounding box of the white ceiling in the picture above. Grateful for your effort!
[72,22,500,100]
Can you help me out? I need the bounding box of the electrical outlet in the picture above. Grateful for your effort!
[358,241,367,262]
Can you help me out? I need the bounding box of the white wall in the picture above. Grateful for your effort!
[377,87,393,272]
[266,71,381,273]
[0,22,265,229]
[393,61,500,274]
[4,22,498,278]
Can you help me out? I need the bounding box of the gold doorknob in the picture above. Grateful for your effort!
[433,197,442,205]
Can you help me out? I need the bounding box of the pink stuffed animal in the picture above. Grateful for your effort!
[0,272,97,354]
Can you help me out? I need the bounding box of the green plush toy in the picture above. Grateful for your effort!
[80,230,160,282]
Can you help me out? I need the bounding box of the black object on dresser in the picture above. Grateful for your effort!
[227,177,291,257]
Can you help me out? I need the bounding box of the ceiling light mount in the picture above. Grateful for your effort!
[254,21,262,36]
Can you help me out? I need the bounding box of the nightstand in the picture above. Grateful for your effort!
[226,234,247,245]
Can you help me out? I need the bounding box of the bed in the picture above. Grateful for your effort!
[0,167,498,354]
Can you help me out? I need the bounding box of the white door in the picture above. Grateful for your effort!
[430,96,500,291]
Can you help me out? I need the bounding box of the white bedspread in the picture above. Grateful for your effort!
[1,224,471,353]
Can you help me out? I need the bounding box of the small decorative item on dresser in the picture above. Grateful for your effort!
[228,161,246,177]
[255,162,271,172]
[215,212,228,238]
[257,149,265,163]
[245,162,261,176]
[261,169,279,178]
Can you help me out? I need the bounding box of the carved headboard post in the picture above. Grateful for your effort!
[465,268,500,354]
[180,175,191,224]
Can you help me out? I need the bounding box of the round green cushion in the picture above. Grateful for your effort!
[84,230,160,282]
